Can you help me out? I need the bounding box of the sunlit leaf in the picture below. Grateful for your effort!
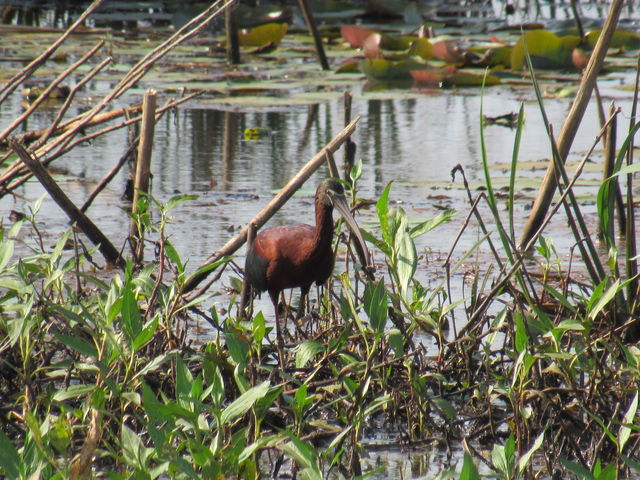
[220,381,270,426]
[511,30,575,70]
[618,391,638,454]
[295,340,324,368]
[408,38,433,59]
[586,28,640,50]
[239,23,288,47]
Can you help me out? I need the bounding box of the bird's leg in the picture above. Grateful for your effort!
[269,290,285,369]
[295,285,310,321]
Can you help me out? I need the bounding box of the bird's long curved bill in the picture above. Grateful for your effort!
[333,195,371,273]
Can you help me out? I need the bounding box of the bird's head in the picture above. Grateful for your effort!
[317,178,373,277]
[317,178,345,207]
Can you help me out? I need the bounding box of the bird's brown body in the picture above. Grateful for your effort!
[245,179,370,326]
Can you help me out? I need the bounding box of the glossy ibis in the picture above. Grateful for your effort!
[245,179,371,348]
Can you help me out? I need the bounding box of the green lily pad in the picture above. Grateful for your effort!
[585,28,640,50]
[239,23,288,47]
[511,30,577,70]
[359,57,429,81]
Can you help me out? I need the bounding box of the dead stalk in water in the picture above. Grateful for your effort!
[129,89,157,263]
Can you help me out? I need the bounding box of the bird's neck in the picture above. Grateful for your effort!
[312,202,334,254]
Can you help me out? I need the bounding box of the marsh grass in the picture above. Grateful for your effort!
[2,118,640,478]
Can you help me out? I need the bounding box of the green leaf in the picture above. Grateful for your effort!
[53,384,95,402]
[514,312,528,353]
[295,341,324,369]
[225,332,250,368]
[460,452,481,480]
[349,158,363,183]
[387,328,404,356]
[517,430,544,475]
[0,430,20,479]
[587,279,621,321]
[0,237,14,272]
[133,314,159,351]
[409,209,456,238]
[618,391,638,454]
[282,432,322,480]
[220,381,270,426]
[165,194,198,211]
[511,30,575,70]
[363,280,388,334]
[394,215,416,296]
[376,182,393,247]
[176,356,194,409]
[121,279,142,344]
[53,331,97,358]
[163,240,183,273]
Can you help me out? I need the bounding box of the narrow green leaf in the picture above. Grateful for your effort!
[0,430,20,479]
[121,280,142,343]
[618,391,638,454]
[517,430,544,475]
[53,384,95,402]
[409,209,456,238]
[363,280,388,334]
[460,452,481,480]
[376,182,393,247]
[587,279,621,321]
[53,331,97,358]
[295,341,324,369]
[220,381,270,426]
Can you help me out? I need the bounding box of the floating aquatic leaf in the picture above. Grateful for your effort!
[586,28,640,50]
[411,67,500,87]
[341,25,376,48]
[408,37,433,60]
[360,57,428,81]
[239,22,288,47]
[511,30,576,70]
[432,39,467,63]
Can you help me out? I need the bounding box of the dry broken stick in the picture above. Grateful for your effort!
[8,138,125,269]
[181,115,362,296]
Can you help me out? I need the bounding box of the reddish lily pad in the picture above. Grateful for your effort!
[411,67,500,87]
[341,25,376,48]
[431,39,467,63]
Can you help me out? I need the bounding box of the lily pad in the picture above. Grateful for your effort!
[359,57,429,81]
[238,23,288,47]
[511,30,577,70]
[585,28,640,50]
[411,67,501,87]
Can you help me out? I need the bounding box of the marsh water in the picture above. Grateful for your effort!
[2,1,640,477]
